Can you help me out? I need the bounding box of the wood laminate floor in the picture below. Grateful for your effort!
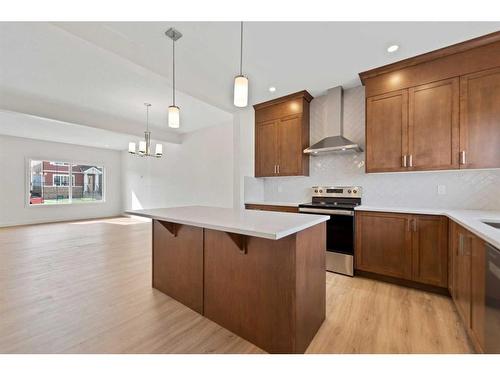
[0,217,472,354]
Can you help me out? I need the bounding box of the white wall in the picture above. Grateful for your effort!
[122,122,234,211]
[237,86,500,210]
[0,134,122,227]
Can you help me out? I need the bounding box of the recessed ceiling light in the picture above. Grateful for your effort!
[269,86,276,93]
[387,44,399,53]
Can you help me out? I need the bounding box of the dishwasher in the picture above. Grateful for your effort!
[486,242,500,353]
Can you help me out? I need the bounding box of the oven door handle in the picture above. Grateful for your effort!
[299,208,354,216]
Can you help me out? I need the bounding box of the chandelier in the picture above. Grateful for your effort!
[128,103,163,158]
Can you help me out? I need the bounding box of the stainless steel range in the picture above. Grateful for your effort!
[298,186,362,276]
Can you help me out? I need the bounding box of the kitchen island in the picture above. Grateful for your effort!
[127,206,328,353]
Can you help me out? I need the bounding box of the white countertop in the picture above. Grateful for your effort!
[355,205,500,249]
[244,201,303,207]
[126,206,328,240]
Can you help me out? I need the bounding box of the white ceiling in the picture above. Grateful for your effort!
[0,110,162,150]
[1,21,499,149]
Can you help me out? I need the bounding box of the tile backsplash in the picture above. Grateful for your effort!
[260,86,500,210]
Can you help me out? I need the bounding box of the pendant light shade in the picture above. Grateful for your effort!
[128,142,136,154]
[168,105,180,129]
[155,143,163,157]
[233,22,249,108]
[233,75,248,107]
[166,28,182,128]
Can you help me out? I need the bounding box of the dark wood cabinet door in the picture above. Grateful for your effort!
[255,119,278,177]
[452,225,472,327]
[152,221,204,314]
[411,215,448,287]
[408,78,459,170]
[366,90,408,172]
[460,67,500,169]
[355,211,412,279]
[277,114,303,176]
[471,234,486,352]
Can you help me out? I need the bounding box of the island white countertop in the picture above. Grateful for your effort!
[126,206,328,240]
[355,205,500,249]
[244,201,303,207]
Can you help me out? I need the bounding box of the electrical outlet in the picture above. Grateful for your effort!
[437,185,446,195]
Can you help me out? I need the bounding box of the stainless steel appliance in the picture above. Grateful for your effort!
[486,242,500,353]
[298,186,362,276]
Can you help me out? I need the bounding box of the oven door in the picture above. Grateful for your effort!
[299,207,354,275]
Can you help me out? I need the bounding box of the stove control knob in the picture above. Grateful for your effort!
[314,189,318,193]
[319,190,323,193]
[353,189,357,194]
[348,189,352,193]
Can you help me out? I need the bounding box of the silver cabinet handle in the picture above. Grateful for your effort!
[274,165,277,174]
[408,154,413,167]
[402,155,407,167]
[277,165,280,174]
[460,151,467,165]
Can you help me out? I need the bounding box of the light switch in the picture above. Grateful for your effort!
[437,185,446,195]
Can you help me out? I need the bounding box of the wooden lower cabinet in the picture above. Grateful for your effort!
[152,220,204,314]
[450,220,487,353]
[355,211,412,279]
[355,211,448,288]
[245,203,299,213]
[412,215,449,287]
[471,235,486,351]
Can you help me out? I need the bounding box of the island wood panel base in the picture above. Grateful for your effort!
[152,220,204,314]
[152,219,326,354]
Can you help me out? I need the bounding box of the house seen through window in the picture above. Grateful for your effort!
[29,160,104,205]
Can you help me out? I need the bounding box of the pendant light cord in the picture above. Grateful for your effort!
[145,103,150,132]
[239,21,243,75]
[172,36,176,106]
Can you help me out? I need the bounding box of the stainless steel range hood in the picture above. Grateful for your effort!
[304,86,362,155]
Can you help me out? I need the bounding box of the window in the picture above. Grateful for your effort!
[53,174,74,186]
[29,160,104,205]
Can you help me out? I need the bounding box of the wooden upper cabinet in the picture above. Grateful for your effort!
[355,211,412,280]
[360,32,500,173]
[254,91,312,177]
[460,67,500,169]
[255,119,278,177]
[277,114,303,176]
[366,90,408,173]
[408,78,460,170]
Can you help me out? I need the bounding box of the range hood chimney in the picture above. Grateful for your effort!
[303,86,362,155]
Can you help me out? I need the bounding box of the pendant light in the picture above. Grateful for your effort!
[128,103,163,158]
[166,28,182,128]
[234,21,249,108]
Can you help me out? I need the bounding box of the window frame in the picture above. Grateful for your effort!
[52,174,74,187]
[26,158,106,208]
